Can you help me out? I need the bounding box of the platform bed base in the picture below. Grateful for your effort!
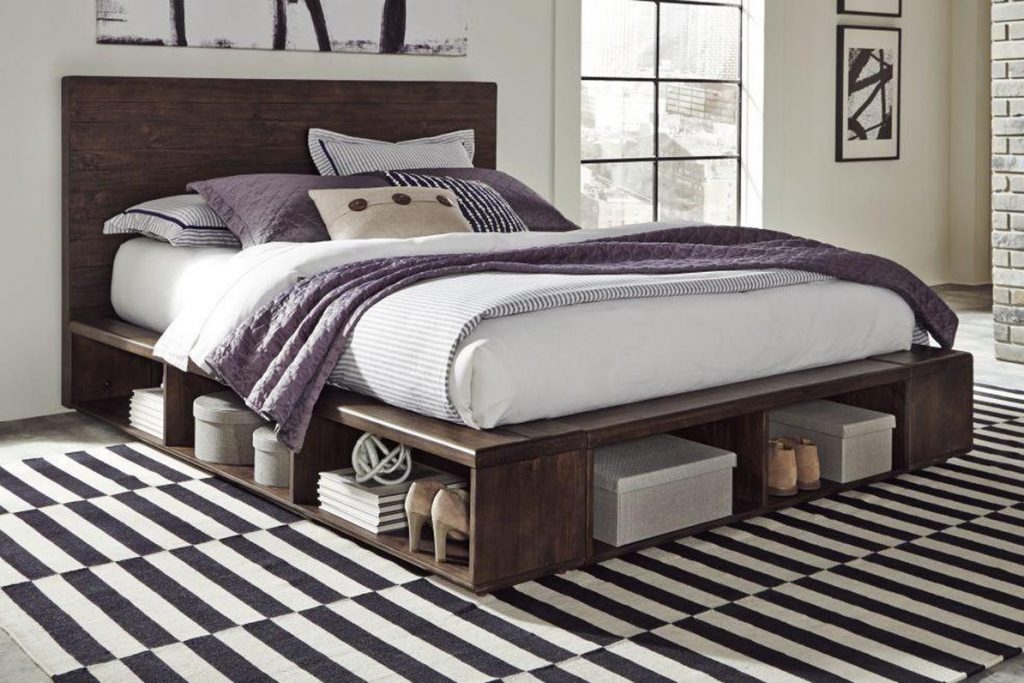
[65,318,974,592]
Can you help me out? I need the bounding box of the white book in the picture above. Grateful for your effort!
[319,504,408,534]
[317,489,406,518]
[129,411,162,425]
[129,408,163,425]
[131,394,164,408]
[129,403,164,422]
[318,464,465,505]
[131,387,165,408]
[317,496,407,526]
[129,420,162,439]
[316,481,410,512]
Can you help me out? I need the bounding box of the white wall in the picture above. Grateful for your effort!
[949,0,992,285]
[760,0,956,285]
[0,0,568,422]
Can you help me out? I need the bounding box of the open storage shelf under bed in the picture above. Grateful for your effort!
[65,317,974,592]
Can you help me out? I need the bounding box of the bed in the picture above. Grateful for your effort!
[64,76,973,591]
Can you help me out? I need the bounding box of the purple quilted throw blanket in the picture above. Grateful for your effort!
[206,225,958,450]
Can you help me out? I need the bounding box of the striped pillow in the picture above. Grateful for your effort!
[309,128,475,177]
[386,171,528,234]
[103,195,241,248]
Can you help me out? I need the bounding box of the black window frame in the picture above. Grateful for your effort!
[581,0,744,225]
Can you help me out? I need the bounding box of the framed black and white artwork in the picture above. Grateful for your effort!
[836,25,901,162]
[96,0,468,56]
[838,0,902,17]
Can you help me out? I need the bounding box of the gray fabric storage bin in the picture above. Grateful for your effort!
[770,400,895,483]
[253,426,291,487]
[193,392,266,465]
[593,434,736,547]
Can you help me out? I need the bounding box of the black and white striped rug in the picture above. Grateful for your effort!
[1,385,1023,682]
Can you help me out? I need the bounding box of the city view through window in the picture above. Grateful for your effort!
[581,0,743,229]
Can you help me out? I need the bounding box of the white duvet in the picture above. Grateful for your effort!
[154,223,916,428]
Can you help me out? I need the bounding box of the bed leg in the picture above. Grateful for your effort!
[469,450,589,589]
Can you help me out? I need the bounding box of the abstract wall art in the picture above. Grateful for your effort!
[836,25,901,162]
[96,0,467,56]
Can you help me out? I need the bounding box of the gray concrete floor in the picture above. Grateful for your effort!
[0,288,1021,681]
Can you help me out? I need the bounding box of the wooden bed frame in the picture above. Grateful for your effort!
[63,76,974,592]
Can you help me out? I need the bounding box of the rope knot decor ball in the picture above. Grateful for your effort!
[351,432,412,485]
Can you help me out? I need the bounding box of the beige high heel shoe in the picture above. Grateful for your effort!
[431,488,469,563]
[404,481,444,552]
[768,437,798,497]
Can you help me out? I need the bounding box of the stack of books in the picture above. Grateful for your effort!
[129,387,164,439]
[318,464,467,535]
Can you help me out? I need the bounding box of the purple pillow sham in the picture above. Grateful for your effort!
[373,168,579,232]
[188,173,389,248]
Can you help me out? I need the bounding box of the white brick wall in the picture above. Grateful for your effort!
[994,0,1024,362]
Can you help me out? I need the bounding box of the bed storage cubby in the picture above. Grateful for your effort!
[67,322,165,441]
[769,401,896,483]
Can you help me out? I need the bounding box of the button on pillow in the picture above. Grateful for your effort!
[308,187,472,241]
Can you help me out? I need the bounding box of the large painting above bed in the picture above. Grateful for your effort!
[96,0,468,56]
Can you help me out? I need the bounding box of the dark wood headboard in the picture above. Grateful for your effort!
[63,76,497,326]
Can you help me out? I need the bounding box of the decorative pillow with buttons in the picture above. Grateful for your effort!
[308,187,472,241]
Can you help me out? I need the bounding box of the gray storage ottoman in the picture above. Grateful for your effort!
[593,434,736,547]
[193,392,266,465]
[770,400,895,483]
[253,426,291,487]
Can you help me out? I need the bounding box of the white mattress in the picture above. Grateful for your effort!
[449,279,914,427]
[111,238,239,332]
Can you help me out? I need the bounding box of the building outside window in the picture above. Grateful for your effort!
[581,0,743,229]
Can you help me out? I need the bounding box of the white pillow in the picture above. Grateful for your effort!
[308,128,475,177]
[103,194,241,248]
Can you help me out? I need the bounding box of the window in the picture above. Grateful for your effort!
[581,0,743,229]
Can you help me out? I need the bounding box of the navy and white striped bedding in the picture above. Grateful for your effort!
[386,171,528,233]
[331,269,837,423]
[103,195,241,249]
[309,128,475,177]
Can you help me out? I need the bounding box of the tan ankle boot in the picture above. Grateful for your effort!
[405,481,444,552]
[795,438,821,491]
[768,438,798,497]
[431,488,469,563]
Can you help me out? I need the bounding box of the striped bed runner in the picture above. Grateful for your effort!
[0,385,1021,682]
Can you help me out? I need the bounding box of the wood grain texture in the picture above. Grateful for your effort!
[163,365,225,448]
[62,76,497,407]
[470,450,589,587]
[674,412,768,510]
[556,359,910,447]
[292,416,362,506]
[905,364,974,466]
[315,388,584,467]
[69,335,162,406]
